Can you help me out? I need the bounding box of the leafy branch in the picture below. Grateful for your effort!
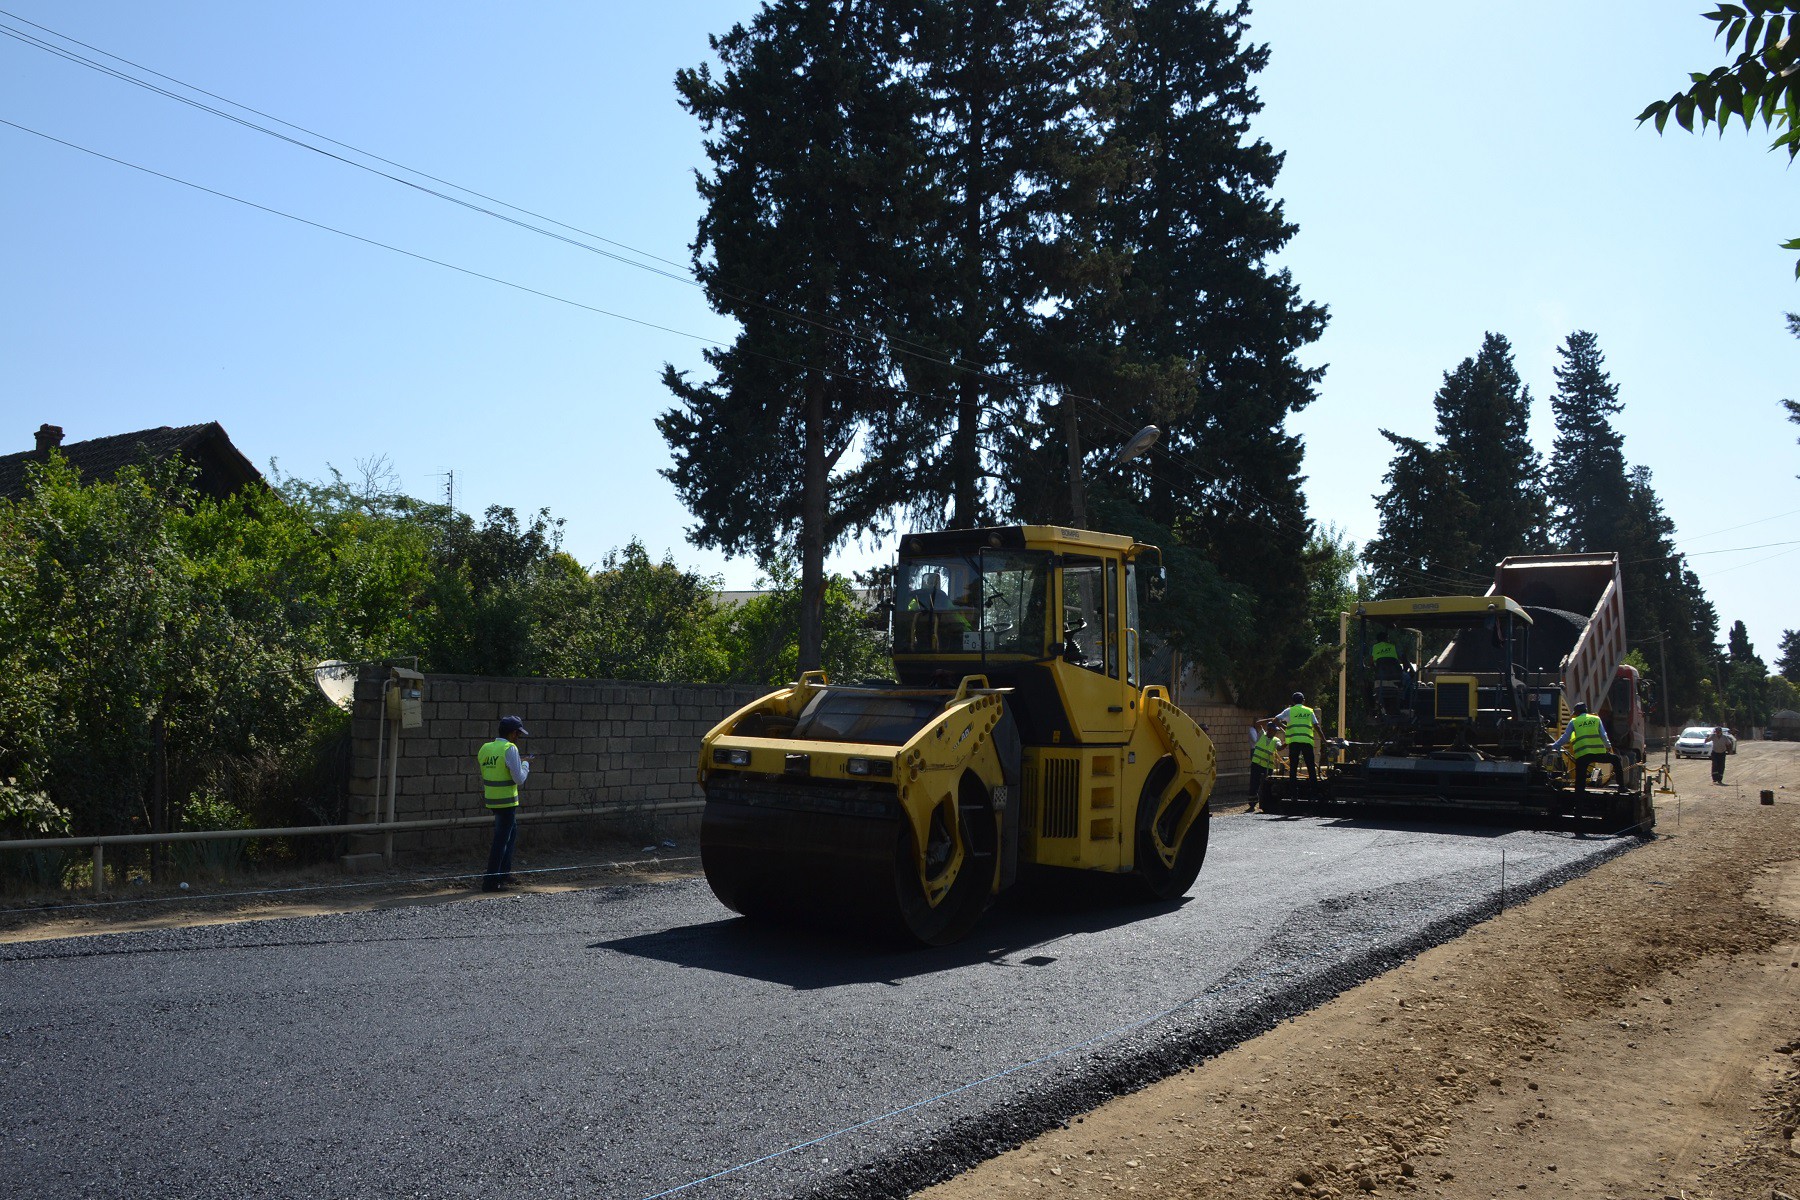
[1639,3,1800,272]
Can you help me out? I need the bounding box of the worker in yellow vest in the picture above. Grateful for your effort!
[1547,700,1626,805]
[1370,630,1402,674]
[1247,719,1284,809]
[1370,629,1410,714]
[476,715,533,892]
[1273,691,1320,795]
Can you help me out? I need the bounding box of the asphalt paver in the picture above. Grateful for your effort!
[1,811,1634,1199]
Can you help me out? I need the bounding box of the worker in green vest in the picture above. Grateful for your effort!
[1370,629,1400,671]
[1272,692,1320,795]
[1370,628,1411,715]
[1247,719,1284,808]
[476,715,533,892]
[1547,700,1626,806]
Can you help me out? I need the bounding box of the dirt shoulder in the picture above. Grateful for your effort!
[0,835,702,944]
[923,742,1800,1200]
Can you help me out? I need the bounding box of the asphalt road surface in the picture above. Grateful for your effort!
[2,811,1635,1200]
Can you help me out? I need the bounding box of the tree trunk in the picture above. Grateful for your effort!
[798,374,828,673]
[952,44,988,531]
[953,374,981,527]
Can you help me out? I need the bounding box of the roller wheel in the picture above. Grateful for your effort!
[1134,757,1210,901]
[700,775,993,947]
[891,798,990,946]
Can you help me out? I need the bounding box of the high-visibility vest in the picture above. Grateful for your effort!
[1372,640,1399,664]
[1567,713,1607,759]
[477,738,520,807]
[1252,731,1283,769]
[1284,705,1317,747]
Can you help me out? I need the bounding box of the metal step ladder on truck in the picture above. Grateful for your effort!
[695,525,1218,945]
[1262,551,1655,834]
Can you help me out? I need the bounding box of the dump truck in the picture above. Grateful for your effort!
[697,525,1217,944]
[1263,552,1654,832]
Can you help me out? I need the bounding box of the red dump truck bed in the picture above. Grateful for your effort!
[1487,552,1627,716]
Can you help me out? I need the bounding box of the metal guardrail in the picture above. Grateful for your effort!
[0,800,704,893]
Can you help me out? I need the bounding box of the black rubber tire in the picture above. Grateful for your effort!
[890,804,990,946]
[1134,757,1211,901]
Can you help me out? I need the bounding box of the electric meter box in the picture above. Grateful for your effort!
[386,667,426,729]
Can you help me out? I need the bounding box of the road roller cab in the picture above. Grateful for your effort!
[698,525,1217,944]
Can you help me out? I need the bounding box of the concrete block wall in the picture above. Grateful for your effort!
[349,669,767,857]
[343,669,1266,858]
[1180,702,1269,785]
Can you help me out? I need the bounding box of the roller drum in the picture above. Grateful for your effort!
[701,775,988,945]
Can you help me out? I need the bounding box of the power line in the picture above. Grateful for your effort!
[2,13,1336,549]
[1708,543,1800,577]
[1680,505,1800,543]
[0,116,922,399]
[0,5,1331,521]
[0,11,691,276]
[5,111,1229,530]
[1382,563,1495,594]
[1661,537,1800,560]
[0,12,976,377]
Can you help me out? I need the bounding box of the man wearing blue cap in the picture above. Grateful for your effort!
[476,715,533,891]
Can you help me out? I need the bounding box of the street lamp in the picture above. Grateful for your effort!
[1112,424,1161,469]
[1069,421,1159,528]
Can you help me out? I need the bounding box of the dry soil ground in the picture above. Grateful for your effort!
[924,741,1800,1200]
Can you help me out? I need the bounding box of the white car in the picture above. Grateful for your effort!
[1674,725,1735,758]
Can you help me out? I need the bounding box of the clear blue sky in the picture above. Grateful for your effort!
[2,3,1795,660]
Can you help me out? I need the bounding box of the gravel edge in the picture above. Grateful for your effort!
[800,835,1641,1200]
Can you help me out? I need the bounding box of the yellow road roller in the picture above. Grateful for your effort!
[697,525,1217,944]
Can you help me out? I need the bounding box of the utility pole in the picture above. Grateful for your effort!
[1337,611,1349,738]
[1657,632,1671,771]
[1066,409,1162,530]
[1717,655,1728,726]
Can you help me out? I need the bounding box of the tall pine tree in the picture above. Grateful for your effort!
[1725,620,1770,727]
[1362,431,1478,598]
[1778,629,1800,682]
[663,0,1326,699]
[1543,330,1719,714]
[1433,332,1550,576]
[898,0,1101,527]
[1365,333,1548,594]
[1069,0,1327,705]
[1618,464,1718,715]
[1548,330,1630,552]
[661,0,925,669]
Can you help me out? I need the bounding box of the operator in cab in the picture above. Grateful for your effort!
[902,568,973,651]
[1370,628,1410,714]
[1370,629,1408,678]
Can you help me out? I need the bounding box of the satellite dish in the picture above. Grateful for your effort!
[313,660,357,711]
[1113,424,1161,467]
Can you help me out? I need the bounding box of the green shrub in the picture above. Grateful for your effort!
[0,785,73,888]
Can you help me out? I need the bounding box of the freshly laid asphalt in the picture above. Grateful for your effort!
[1,811,1635,1200]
